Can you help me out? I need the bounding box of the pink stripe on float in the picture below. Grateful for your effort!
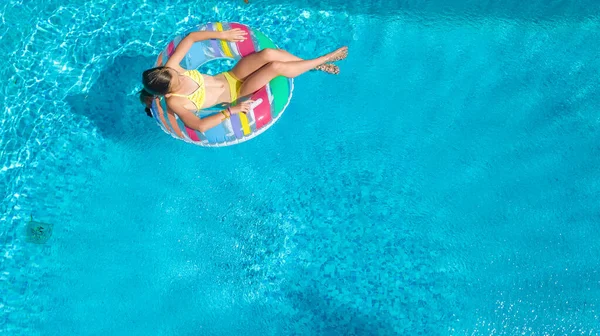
[185,127,200,141]
[229,23,255,57]
[167,41,175,57]
[252,87,272,129]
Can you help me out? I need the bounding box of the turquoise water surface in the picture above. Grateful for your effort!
[2,0,600,335]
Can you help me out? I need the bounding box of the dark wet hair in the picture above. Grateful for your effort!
[142,66,173,96]
[139,88,154,118]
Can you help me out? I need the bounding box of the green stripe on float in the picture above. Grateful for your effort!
[253,30,276,50]
[253,30,290,118]
[268,77,290,118]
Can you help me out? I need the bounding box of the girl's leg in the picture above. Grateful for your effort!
[239,47,347,97]
[277,49,341,74]
[231,48,304,80]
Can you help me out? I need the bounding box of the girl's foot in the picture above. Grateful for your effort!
[315,63,340,75]
[325,46,348,63]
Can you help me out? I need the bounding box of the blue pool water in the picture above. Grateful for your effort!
[2,0,600,334]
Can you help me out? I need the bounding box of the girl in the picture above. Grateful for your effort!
[140,28,347,132]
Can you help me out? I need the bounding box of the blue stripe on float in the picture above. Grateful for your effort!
[186,42,209,69]
[230,114,244,139]
[150,100,161,123]
[175,117,193,142]
[205,23,223,58]
[172,36,183,49]
[203,122,228,144]
[151,100,170,133]
[220,22,241,58]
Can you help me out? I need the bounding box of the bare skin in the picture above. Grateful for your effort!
[159,29,348,132]
[238,47,348,97]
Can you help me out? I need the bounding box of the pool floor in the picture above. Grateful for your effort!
[1,0,600,334]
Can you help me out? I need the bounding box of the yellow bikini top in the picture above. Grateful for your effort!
[170,70,205,110]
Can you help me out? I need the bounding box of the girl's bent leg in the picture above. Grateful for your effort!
[231,48,304,80]
[238,47,347,96]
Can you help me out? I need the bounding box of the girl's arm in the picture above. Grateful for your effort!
[170,100,255,133]
[165,29,247,71]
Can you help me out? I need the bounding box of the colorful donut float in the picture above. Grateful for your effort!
[150,22,294,147]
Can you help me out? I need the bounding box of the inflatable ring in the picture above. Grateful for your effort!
[150,22,294,147]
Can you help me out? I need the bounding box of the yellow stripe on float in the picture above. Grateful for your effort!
[239,113,251,135]
[215,22,234,57]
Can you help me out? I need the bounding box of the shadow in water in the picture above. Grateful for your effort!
[285,287,396,335]
[66,54,155,141]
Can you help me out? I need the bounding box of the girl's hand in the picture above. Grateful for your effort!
[229,100,255,115]
[221,29,247,42]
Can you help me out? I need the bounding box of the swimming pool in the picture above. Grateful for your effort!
[2,0,600,334]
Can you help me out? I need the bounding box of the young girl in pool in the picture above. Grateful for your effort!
[140,28,347,132]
